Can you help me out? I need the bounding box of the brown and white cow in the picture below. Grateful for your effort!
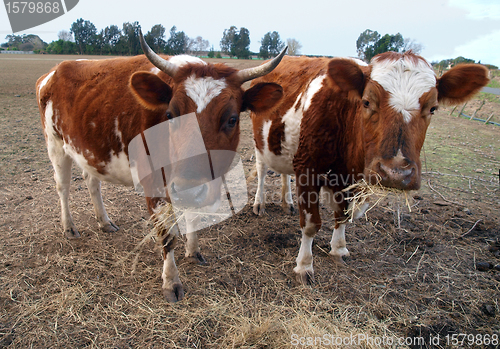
[250,52,489,284]
[36,31,286,302]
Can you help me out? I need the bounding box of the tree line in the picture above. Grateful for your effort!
[1,18,302,58]
[2,24,495,69]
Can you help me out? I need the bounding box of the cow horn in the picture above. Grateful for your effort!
[139,29,179,78]
[235,46,288,83]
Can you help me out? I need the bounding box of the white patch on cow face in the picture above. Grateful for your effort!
[150,67,160,75]
[38,71,55,96]
[370,56,436,123]
[304,75,326,111]
[184,75,227,113]
[169,55,206,67]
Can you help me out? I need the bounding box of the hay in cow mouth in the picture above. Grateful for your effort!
[342,178,412,222]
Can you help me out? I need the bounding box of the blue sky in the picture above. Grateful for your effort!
[1,0,499,66]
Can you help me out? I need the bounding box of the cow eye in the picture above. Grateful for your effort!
[227,115,238,128]
[362,100,370,108]
[430,106,438,115]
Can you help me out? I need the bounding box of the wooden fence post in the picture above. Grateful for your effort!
[485,113,495,124]
[471,100,485,120]
[458,103,467,117]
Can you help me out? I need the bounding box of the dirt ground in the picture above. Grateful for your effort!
[0,54,499,348]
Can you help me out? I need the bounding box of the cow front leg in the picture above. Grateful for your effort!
[253,150,268,215]
[294,186,321,285]
[149,199,184,302]
[161,235,184,302]
[330,223,349,263]
[184,212,207,265]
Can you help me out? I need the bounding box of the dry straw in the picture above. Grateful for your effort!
[342,177,412,222]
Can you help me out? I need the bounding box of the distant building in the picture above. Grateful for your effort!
[0,50,34,54]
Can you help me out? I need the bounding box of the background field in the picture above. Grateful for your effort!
[0,54,499,348]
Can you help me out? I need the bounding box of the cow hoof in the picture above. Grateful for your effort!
[282,203,295,215]
[185,252,207,265]
[330,248,349,265]
[64,227,81,239]
[163,283,184,302]
[253,204,265,215]
[295,270,315,285]
[101,221,119,233]
[331,255,348,265]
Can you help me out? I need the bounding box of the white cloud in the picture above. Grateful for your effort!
[448,0,500,19]
[452,30,500,66]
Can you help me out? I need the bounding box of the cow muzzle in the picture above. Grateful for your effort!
[368,157,420,191]
[169,180,211,208]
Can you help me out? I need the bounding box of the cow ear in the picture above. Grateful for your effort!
[242,83,283,112]
[437,64,490,105]
[130,72,173,110]
[327,58,366,99]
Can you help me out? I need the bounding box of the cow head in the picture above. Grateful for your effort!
[328,51,489,190]
[130,31,285,208]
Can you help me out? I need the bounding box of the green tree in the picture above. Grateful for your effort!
[356,29,415,62]
[259,31,285,59]
[122,21,141,56]
[104,25,121,54]
[145,24,166,53]
[46,39,77,54]
[165,26,189,55]
[233,27,251,59]
[208,45,215,58]
[220,26,237,56]
[71,18,97,54]
[356,29,380,61]
[220,26,251,59]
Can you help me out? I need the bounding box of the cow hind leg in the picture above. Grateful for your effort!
[281,174,294,214]
[253,151,267,215]
[83,171,119,233]
[293,194,321,285]
[47,138,79,238]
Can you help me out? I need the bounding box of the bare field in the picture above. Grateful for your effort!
[0,54,499,348]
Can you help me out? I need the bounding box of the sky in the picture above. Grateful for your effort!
[1,0,499,67]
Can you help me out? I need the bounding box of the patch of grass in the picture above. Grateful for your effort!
[478,92,500,104]
[488,79,500,89]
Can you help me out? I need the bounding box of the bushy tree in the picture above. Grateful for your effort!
[58,30,73,42]
[220,26,237,56]
[122,21,141,56]
[46,39,77,54]
[166,26,189,55]
[259,31,285,59]
[188,36,210,55]
[71,18,97,54]
[356,29,422,62]
[145,24,166,53]
[286,38,302,56]
[220,26,251,59]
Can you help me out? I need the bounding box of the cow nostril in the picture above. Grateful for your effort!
[171,182,178,195]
